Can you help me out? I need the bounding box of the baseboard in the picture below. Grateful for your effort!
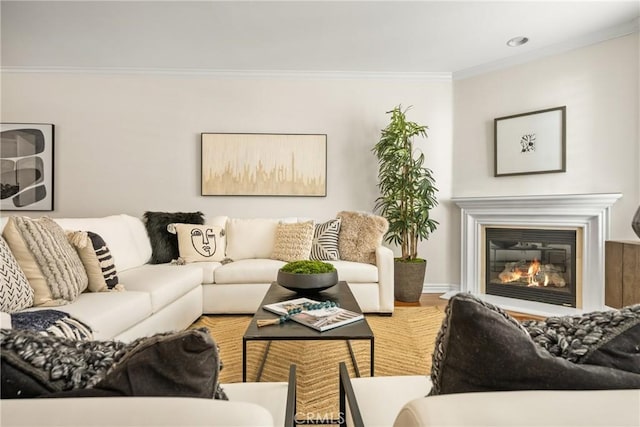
[422,283,458,294]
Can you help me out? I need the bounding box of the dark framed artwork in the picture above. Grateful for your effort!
[201,133,327,196]
[494,106,566,177]
[1,123,54,211]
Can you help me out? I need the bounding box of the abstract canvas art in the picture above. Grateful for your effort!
[201,133,327,196]
[494,107,566,177]
[0,123,54,211]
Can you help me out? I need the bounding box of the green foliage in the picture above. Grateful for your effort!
[372,105,439,261]
[280,260,336,274]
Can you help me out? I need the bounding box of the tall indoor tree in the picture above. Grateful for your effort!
[373,105,439,301]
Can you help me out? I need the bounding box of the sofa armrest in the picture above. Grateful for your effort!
[339,362,365,427]
[375,245,395,314]
[394,389,640,427]
[0,397,275,426]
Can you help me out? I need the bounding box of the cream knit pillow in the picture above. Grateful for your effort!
[2,216,88,306]
[271,221,315,262]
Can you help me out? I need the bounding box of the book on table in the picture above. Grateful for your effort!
[263,297,364,332]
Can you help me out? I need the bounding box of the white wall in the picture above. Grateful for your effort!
[0,73,455,286]
[453,33,639,241]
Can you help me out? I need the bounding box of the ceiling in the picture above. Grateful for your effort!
[1,1,639,79]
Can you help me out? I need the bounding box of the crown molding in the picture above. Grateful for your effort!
[0,66,452,82]
[453,18,640,80]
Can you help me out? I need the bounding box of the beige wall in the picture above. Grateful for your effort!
[3,32,636,291]
[0,73,456,287]
[453,33,640,241]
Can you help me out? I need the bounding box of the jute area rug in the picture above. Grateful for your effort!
[191,306,445,416]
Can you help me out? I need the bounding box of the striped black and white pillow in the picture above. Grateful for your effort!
[310,218,341,261]
[68,231,122,292]
[0,236,34,313]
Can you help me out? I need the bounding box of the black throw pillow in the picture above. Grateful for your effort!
[89,328,220,398]
[0,328,225,400]
[429,293,640,396]
[143,211,204,264]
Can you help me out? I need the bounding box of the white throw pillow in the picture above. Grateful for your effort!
[225,218,278,260]
[167,223,226,262]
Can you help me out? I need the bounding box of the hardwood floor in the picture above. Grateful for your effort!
[395,293,448,308]
[396,293,545,321]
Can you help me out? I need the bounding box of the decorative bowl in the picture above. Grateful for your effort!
[276,270,338,293]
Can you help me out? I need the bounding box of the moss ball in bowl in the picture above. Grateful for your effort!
[277,260,338,293]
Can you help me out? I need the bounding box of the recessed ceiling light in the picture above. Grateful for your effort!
[507,36,529,47]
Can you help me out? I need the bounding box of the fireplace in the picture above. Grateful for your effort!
[451,193,621,317]
[485,227,577,307]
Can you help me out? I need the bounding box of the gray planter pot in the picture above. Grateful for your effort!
[277,270,338,293]
[394,260,427,303]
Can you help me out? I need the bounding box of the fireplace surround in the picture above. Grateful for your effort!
[450,193,621,317]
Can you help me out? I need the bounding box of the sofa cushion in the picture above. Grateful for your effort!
[310,218,341,261]
[67,231,122,292]
[327,260,378,283]
[167,223,226,262]
[3,216,88,306]
[25,291,153,340]
[143,211,205,264]
[214,259,286,284]
[226,218,278,260]
[429,293,640,396]
[118,264,203,313]
[337,211,388,265]
[271,221,314,262]
[0,236,34,313]
[54,215,150,272]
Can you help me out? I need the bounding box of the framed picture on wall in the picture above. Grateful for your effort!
[201,133,327,196]
[1,123,54,211]
[494,106,566,177]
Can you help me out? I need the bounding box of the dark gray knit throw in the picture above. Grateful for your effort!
[521,304,640,363]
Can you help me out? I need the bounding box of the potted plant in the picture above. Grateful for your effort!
[277,260,338,293]
[372,105,439,302]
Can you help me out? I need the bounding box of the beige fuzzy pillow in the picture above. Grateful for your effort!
[271,221,315,262]
[337,211,388,265]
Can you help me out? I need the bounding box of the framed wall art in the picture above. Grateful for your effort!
[494,106,566,177]
[1,123,54,211]
[201,133,327,196]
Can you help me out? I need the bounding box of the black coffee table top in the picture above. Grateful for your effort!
[244,281,374,340]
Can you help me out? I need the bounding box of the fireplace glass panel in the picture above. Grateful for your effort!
[486,228,577,307]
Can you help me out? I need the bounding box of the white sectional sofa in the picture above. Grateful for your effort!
[0,213,394,341]
[339,364,640,427]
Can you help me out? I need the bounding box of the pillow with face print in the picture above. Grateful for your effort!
[167,223,225,263]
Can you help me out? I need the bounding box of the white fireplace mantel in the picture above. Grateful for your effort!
[449,193,622,317]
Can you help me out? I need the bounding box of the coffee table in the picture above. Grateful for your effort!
[242,281,375,382]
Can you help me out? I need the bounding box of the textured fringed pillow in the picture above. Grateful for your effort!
[521,304,640,374]
[0,236,34,313]
[68,231,123,292]
[337,211,388,265]
[429,293,640,396]
[271,221,315,262]
[0,328,226,400]
[143,211,205,264]
[2,216,88,306]
[310,218,341,261]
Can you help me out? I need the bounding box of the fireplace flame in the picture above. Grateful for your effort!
[498,258,565,288]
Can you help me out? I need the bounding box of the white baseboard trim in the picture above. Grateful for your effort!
[422,283,458,294]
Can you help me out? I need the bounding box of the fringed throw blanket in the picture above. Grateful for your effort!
[10,309,93,340]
